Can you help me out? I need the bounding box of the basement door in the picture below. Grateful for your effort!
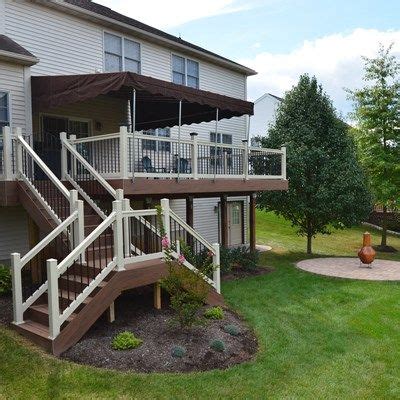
[227,202,243,246]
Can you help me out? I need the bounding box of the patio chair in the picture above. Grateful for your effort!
[141,156,166,174]
[174,157,192,174]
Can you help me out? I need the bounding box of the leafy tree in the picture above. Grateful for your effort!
[256,74,372,254]
[347,45,400,250]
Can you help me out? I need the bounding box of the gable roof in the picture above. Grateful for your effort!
[0,35,39,65]
[48,0,257,76]
[254,92,283,104]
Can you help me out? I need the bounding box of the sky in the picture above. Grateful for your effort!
[97,0,400,117]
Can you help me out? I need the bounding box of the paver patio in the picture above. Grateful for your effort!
[297,257,400,281]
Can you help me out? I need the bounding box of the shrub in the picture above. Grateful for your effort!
[219,246,234,274]
[220,246,260,274]
[111,331,142,350]
[224,324,240,336]
[204,306,224,320]
[0,265,12,296]
[171,345,186,358]
[210,339,226,352]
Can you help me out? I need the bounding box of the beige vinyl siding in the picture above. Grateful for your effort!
[0,206,29,263]
[0,60,27,133]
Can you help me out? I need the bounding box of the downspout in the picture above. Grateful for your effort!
[131,88,136,182]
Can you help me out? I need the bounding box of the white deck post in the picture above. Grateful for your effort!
[161,198,171,242]
[15,129,23,178]
[77,199,85,263]
[11,253,23,325]
[122,198,130,257]
[281,146,287,180]
[119,126,128,180]
[3,126,13,180]
[60,132,67,180]
[243,139,249,180]
[176,239,181,255]
[69,190,78,247]
[190,132,198,180]
[47,258,60,339]
[69,134,77,178]
[212,243,221,294]
[113,200,125,271]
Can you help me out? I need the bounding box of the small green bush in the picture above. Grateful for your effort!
[204,306,224,320]
[224,324,240,336]
[111,331,142,350]
[0,265,12,296]
[219,246,260,274]
[210,339,226,352]
[171,345,186,358]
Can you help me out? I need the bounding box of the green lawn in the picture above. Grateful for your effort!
[1,212,400,399]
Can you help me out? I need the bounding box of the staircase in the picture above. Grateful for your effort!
[10,133,222,355]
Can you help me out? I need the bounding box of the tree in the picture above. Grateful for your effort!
[347,45,400,251]
[256,74,372,254]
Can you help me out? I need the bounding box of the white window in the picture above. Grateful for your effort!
[143,128,171,152]
[0,91,10,131]
[172,55,199,88]
[104,32,140,73]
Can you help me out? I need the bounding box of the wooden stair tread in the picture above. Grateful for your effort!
[30,304,77,322]
[60,274,108,287]
[125,258,165,270]
[17,320,49,338]
[59,289,93,305]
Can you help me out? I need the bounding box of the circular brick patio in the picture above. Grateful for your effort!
[296,257,400,281]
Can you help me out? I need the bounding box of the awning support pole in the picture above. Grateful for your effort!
[213,108,219,181]
[131,89,136,182]
[177,100,182,181]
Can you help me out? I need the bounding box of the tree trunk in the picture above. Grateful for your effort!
[381,206,388,247]
[307,233,312,255]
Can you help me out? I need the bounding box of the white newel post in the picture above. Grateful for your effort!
[212,243,221,294]
[3,126,13,180]
[119,126,128,179]
[47,258,60,339]
[69,134,77,178]
[60,132,67,180]
[113,200,125,271]
[190,132,198,179]
[160,198,170,242]
[243,139,249,180]
[11,253,23,325]
[15,129,23,178]
[76,199,85,263]
[176,240,181,255]
[281,146,287,180]
[69,190,78,249]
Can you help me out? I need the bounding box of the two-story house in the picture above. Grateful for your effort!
[0,0,288,354]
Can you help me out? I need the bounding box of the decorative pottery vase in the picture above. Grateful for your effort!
[358,232,376,265]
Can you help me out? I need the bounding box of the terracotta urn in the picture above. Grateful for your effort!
[358,232,376,265]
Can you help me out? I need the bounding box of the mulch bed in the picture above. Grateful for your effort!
[62,288,258,373]
[222,265,274,281]
[0,295,12,326]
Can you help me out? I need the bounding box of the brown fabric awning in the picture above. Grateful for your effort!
[31,72,253,130]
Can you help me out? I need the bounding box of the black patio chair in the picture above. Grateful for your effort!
[174,157,192,174]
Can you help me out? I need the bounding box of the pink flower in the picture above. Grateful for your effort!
[161,235,170,249]
[207,250,215,258]
[178,254,186,265]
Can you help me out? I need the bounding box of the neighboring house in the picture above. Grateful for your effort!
[249,93,282,146]
[0,0,287,354]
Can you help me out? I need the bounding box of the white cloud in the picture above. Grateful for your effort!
[95,0,253,29]
[241,29,400,116]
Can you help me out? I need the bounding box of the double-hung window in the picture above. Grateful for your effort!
[143,128,171,152]
[172,55,199,89]
[104,32,141,73]
[0,91,10,131]
[210,132,233,166]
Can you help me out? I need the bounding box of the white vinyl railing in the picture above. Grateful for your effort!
[44,197,220,339]
[66,126,286,181]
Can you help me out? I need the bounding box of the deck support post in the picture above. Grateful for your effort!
[212,243,221,294]
[186,196,194,247]
[119,126,128,179]
[11,253,23,325]
[69,134,77,178]
[122,198,131,257]
[220,195,228,248]
[154,282,162,310]
[250,193,256,252]
[161,198,171,242]
[107,301,115,323]
[47,258,60,339]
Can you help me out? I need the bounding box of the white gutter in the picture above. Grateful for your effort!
[38,0,257,76]
[0,50,39,66]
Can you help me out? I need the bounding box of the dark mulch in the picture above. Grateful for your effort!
[62,288,258,373]
[222,265,274,281]
[0,295,12,326]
